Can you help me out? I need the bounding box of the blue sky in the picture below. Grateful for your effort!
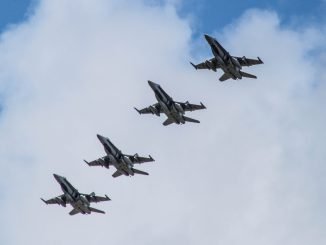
[181,0,326,34]
[1,0,325,34]
[0,0,34,32]
[178,0,326,29]
[0,1,326,245]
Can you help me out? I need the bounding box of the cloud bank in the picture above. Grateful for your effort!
[0,1,325,245]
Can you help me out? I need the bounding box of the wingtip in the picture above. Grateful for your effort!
[200,102,207,109]
[105,195,111,201]
[149,155,155,161]
[84,159,90,165]
[134,107,141,114]
[41,198,47,204]
[258,57,264,64]
[190,62,197,70]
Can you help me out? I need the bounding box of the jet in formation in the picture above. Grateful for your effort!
[191,34,263,82]
[41,174,110,215]
[84,134,154,178]
[135,80,206,126]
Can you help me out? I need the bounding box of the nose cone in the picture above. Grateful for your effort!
[147,80,157,90]
[97,134,106,144]
[204,34,214,43]
[53,174,63,183]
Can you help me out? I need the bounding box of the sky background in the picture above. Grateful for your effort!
[1,0,326,34]
[0,0,325,245]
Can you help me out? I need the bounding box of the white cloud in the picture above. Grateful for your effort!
[0,1,325,245]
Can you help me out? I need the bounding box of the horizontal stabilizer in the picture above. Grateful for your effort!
[219,73,232,82]
[163,118,174,126]
[112,170,123,178]
[132,168,149,176]
[240,71,257,79]
[89,207,105,214]
[183,116,200,124]
[69,208,80,216]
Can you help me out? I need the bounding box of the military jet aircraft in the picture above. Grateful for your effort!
[190,34,263,82]
[84,134,154,178]
[41,174,110,215]
[135,80,206,126]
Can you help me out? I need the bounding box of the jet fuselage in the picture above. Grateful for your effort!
[204,34,242,80]
[148,81,186,124]
[53,174,92,214]
[97,135,135,176]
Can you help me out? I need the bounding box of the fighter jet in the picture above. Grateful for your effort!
[41,174,110,215]
[84,134,154,178]
[190,34,263,82]
[135,80,206,126]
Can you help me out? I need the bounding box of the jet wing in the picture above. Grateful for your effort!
[178,101,206,112]
[134,103,162,115]
[84,193,111,203]
[190,58,219,71]
[84,157,108,168]
[89,207,105,214]
[127,154,155,164]
[41,195,66,206]
[234,56,263,67]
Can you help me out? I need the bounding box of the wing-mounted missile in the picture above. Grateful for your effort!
[132,153,139,163]
[133,153,139,158]
[83,192,94,203]
[241,56,248,65]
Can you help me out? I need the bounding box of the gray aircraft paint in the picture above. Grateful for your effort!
[191,34,263,81]
[41,174,110,215]
[135,80,206,126]
[84,134,154,178]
